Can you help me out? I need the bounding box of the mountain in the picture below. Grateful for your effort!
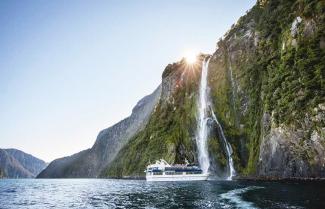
[207,0,325,178]
[103,0,324,178]
[0,149,47,178]
[39,0,324,179]
[103,57,205,177]
[37,86,161,178]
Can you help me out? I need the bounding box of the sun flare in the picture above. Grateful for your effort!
[184,50,197,64]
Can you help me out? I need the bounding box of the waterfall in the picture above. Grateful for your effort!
[229,63,237,105]
[228,61,240,128]
[195,56,235,180]
[196,57,211,174]
[211,108,235,180]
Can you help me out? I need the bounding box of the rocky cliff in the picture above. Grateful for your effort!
[37,86,161,178]
[0,149,47,178]
[102,57,205,177]
[103,0,324,179]
[40,0,324,179]
[207,0,325,178]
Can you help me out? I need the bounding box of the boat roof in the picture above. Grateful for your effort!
[146,159,202,171]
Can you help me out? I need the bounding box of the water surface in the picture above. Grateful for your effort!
[0,179,324,208]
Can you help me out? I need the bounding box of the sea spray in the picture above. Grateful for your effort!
[196,57,211,174]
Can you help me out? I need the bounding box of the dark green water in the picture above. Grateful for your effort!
[0,179,324,208]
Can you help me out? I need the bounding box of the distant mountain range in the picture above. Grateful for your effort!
[0,149,47,178]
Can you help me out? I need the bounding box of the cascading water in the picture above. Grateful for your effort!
[229,62,237,103]
[211,108,235,180]
[228,60,240,128]
[196,57,211,174]
[196,56,235,180]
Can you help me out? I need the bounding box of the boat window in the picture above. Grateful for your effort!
[174,172,183,175]
[153,172,163,175]
[165,171,174,175]
[186,171,201,174]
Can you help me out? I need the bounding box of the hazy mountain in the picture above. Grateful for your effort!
[37,86,161,178]
[0,149,47,178]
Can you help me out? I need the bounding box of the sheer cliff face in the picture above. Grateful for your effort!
[103,58,205,177]
[0,149,47,178]
[208,0,325,178]
[37,86,161,178]
[105,0,324,178]
[41,0,324,179]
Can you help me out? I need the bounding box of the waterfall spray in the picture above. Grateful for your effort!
[210,108,235,180]
[196,56,235,180]
[228,61,240,128]
[196,57,211,174]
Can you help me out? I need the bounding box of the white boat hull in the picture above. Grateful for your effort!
[146,174,209,182]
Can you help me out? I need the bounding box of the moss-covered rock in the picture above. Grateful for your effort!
[208,0,325,177]
[103,0,325,179]
[102,57,204,177]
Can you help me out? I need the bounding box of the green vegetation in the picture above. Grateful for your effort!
[103,62,201,177]
[209,0,324,175]
[103,0,324,178]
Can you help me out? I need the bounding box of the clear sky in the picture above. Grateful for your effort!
[0,0,256,162]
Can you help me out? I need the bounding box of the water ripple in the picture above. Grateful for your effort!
[219,186,264,209]
[0,179,324,209]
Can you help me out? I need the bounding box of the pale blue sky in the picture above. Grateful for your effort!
[0,0,255,162]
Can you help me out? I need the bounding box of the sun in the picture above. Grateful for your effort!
[184,50,197,64]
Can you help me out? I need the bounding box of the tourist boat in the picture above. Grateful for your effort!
[144,159,209,181]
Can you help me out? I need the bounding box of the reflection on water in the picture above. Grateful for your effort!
[0,179,324,209]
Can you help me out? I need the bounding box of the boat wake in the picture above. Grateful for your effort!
[219,186,264,209]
